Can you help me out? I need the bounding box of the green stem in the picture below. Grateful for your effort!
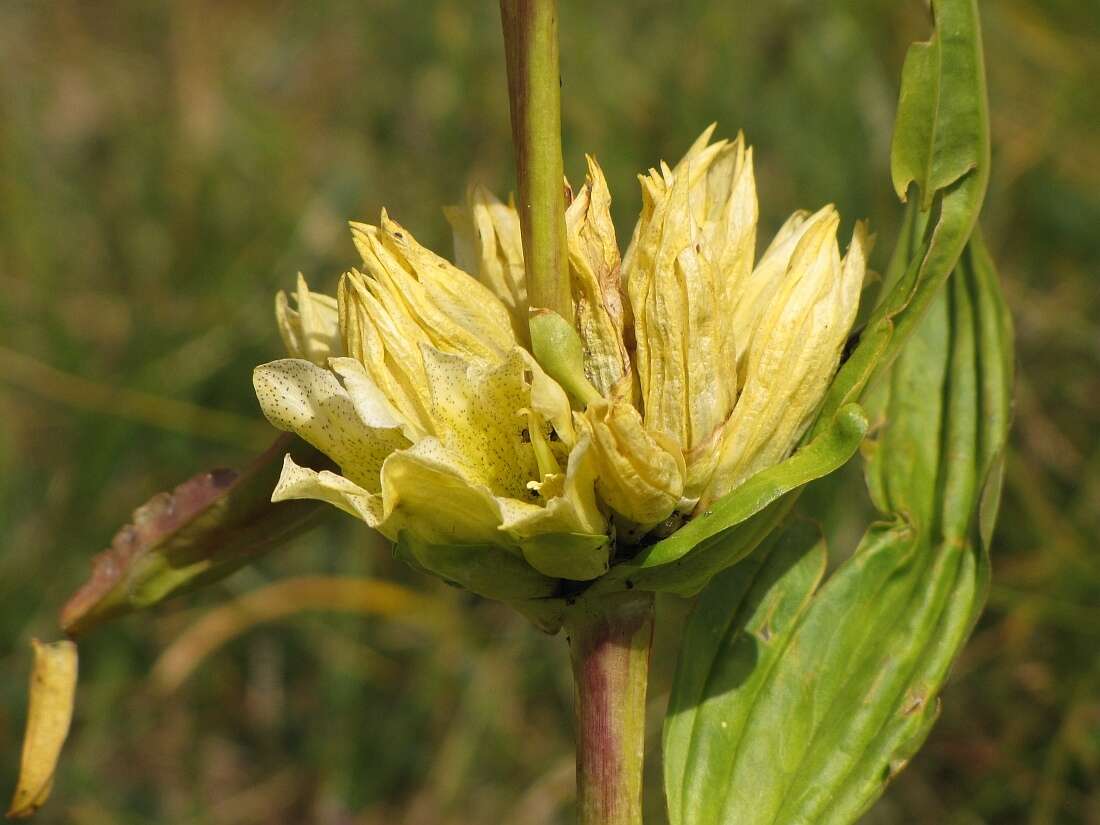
[564,592,654,825]
[499,0,572,324]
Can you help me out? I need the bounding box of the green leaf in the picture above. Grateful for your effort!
[890,0,988,208]
[661,233,1013,825]
[663,521,827,825]
[815,0,989,428]
[588,404,867,598]
[59,435,333,637]
[806,232,1011,824]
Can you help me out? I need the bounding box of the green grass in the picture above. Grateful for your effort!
[1,1,1098,822]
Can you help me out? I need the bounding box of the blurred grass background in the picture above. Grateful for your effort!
[1,0,1098,822]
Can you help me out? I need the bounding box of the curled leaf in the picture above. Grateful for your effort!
[817,0,989,428]
[890,0,988,207]
[151,576,445,693]
[8,640,79,819]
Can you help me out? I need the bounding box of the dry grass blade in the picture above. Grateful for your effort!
[151,576,448,693]
[0,346,270,450]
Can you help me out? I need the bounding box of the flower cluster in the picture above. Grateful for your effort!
[254,127,869,582]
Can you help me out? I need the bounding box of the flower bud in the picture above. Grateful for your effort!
[622,128,757,499]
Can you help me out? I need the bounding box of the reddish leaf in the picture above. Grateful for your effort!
[60,434,334,636]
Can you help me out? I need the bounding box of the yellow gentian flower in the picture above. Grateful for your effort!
[254,126,867,585]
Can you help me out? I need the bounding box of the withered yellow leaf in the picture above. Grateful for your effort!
[8,639,78,819]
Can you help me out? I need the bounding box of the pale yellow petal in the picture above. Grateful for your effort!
[501,431,606,539]
[420,345,540,499]
[338,271,435,437]
[271,454,384,530]
[275,293,302,358]
[669,122,722,181]
[327,356,404,429]
[384,211,515,355]
[445,185,529,344]
[681,425,725,506]
[352,223,497,361]
[702,206,866,507]
[623,129,738,457]
[580,400,686,527]
[841,220,872,315]
[498,433,610,580]
[350,212,516,360]
[729,207,818,382]
[253,358,410,492]
[379,439,510,546]
[275,274,342,366]
[566,156,630,396]
[704,139,757,396]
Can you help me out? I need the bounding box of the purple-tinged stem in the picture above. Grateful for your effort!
[564,592,654,825]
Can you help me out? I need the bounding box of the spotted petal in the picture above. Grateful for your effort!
[253,358,410,491]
